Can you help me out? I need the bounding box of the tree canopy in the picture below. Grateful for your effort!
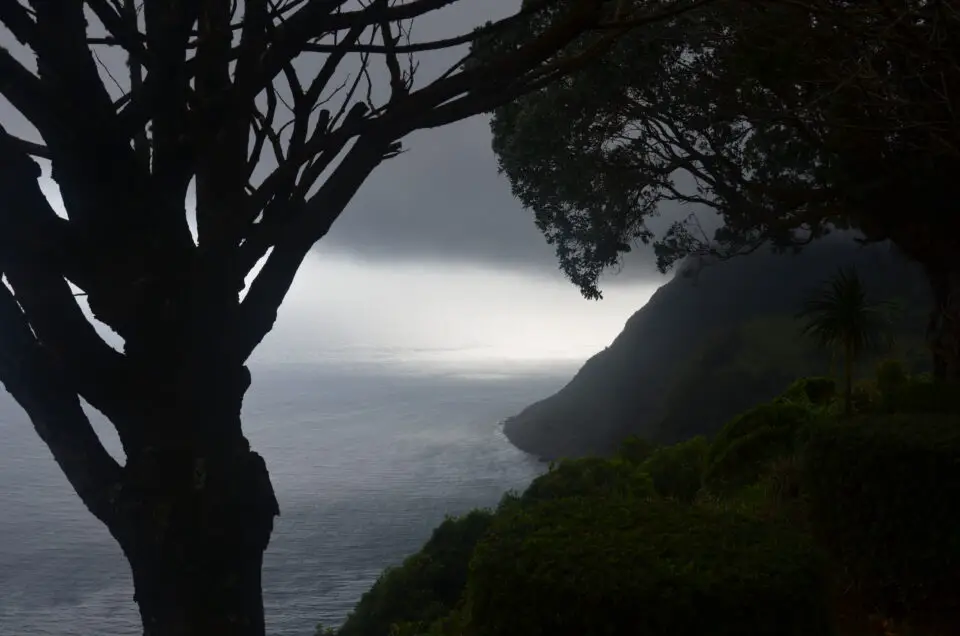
[492,0,960,289]
[489,0,960,375]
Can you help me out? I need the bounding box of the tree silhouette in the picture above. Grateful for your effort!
[797,268,896,416]
[489,0,960,379]
[0,1,708,634]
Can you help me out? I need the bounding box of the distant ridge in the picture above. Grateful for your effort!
[504,238,931,460]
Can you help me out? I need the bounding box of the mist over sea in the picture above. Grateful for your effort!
[0,354,571,636]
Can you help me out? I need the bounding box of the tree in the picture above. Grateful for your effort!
[0,1,706,634]
[797,268,896,416]
[489,0,960,379]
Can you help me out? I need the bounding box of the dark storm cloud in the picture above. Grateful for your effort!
[315,1,703,285]
[0,2,694,285]
[321,116,699,284]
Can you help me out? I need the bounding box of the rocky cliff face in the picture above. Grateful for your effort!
[504,239,930,460]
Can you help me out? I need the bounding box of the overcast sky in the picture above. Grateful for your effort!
[2,2,681,371]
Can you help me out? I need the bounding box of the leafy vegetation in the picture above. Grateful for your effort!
[467,496,830,636]
[337,511,495,636]
[797,268,898,414]
[803,416,960,623]
[520,456,656,504]
[337,357,960,636]
[635,435,708,502]
[488,0,960,380]
[505,240,931,458]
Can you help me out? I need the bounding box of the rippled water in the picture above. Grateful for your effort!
[0,361,564,635]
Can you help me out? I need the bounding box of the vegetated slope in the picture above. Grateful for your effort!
[503,238,930,459]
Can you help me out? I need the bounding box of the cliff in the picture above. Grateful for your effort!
[504,239,931,459]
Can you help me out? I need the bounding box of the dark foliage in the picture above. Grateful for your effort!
[616,434,659,464]
[781,377,837,405]
[638,435,708,502]
[466,495,833,636]
[520,456,655,504]
[338,510,495,636]
[490,0,960,379]
[884,377,960,416]
[802,416,960,621]
[706,401,811,466]
[702,399,814,493]
[504,239,929,459]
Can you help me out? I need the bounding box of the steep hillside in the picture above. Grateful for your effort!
[504,239,931,459]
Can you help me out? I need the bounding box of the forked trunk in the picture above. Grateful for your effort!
[115,442,278,636]
[107,358,280,636]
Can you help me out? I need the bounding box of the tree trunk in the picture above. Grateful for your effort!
[926,265,960,381]
[110,359,280,636]
[115,443,278,636]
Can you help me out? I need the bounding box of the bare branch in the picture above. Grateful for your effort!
[139,1,198,192]
[376,0,409,103]
[0,45,59,137]
[6,135,49,159]
[0,279,122,526]
[123,0,148,164]
[0,127,135,427]
[194,0,250,246]
[301,26,479,55]
[0,2,38,46]
[235,136,390,359]
[85,0,151,67]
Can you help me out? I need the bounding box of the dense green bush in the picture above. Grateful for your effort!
[708,401,812,464]
[639,436,708,502]
[885,376,960,414]
[781,376,837,405]
[802,415,960,620]
[849,378,880,414]
[616,434,659,464]
[337,510,494,636]
[519,456,655,504]
[388,608,467,636]
[466,496,832,636]
[703,424,800,494]
[875,358,908,398]
[703,400,813,493]
[764,452,805,504]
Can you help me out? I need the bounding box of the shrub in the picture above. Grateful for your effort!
[639,436,708,502]
[703,424,800,494]
[875,358,908,396]
[781,376,837,405]
[466,496,832,636]
[519,456,655,505]
[616,434,659,464]
[389,608,467,636]
[703,401,813,494]
[707,401,813,469]
[886,377,960,414]
[802,415,960,621]
[850,379,880,414]
[338,510,494,636]
[764,452,805,504]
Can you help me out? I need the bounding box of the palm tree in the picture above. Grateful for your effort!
[797,267,898,416]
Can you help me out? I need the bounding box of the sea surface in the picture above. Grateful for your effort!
[0,358,570,635]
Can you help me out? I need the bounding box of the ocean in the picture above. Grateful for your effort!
[0,359,569,635]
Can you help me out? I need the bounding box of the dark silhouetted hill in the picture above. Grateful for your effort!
[504,239,931,459]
